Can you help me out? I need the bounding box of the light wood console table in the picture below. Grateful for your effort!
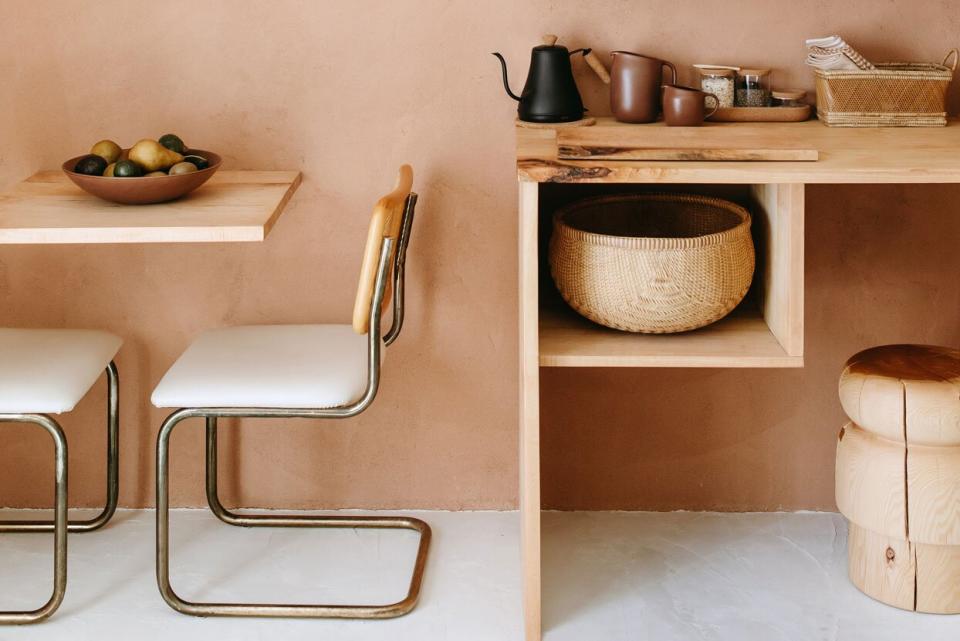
[516,118,960,640]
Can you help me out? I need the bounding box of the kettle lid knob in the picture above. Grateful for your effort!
[542,34,558,46]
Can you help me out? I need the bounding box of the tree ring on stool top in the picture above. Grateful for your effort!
[838,344,960,446]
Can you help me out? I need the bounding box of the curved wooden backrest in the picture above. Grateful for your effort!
[352,165,414,334]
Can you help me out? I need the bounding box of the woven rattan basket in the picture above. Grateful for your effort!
[549,193,755,334]
[814,49,957,127]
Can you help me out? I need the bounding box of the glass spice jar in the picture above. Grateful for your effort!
[697,68,735,108]
[735,68,771,107]
[771,89,805,107]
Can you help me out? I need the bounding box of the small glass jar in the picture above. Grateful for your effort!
[771,89,806,107]
[697,68,735,108]
[735,68,771,107]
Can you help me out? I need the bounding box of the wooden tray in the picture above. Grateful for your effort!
[708,105,811,123]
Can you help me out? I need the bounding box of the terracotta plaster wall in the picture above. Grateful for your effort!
[0,0,958,510]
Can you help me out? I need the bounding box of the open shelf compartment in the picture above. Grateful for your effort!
[536,182,804,368]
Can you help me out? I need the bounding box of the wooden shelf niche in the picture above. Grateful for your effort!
[536,182,804,368]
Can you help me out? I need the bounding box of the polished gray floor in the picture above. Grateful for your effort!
[1,510,957,640]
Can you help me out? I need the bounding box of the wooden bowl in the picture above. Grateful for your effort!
[62,149,222,205]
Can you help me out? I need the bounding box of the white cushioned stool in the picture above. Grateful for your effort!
[0,328,121,624]
[151,165,430,620]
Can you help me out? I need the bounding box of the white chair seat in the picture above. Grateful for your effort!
[0,328,122,414]
[151,324,375,409]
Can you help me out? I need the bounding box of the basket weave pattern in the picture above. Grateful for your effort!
[814,60,953,127]
[549,194,755,334]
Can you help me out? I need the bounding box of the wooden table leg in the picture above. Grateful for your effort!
[519,180,542,641]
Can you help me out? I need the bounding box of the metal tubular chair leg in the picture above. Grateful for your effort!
[0,414,68,624]
[156,411,431,618]
[0,362,119,534]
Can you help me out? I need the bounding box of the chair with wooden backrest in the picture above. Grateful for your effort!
[150,165,428,619]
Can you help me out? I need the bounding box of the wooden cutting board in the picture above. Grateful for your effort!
[557,125,819,161]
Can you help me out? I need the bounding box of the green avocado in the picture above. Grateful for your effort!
[74,154,108,176]
[158,134,186,154]
[113,159,143,178]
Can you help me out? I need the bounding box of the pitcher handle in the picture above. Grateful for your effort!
[662,60,678,85]
[704,93,720,119]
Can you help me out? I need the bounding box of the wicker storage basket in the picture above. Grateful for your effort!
[549,193,755,334]
[814,50,957,127]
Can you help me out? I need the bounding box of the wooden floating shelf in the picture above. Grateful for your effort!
[518,118,960,184]
[539,303,802,368]
[0,170,302,244]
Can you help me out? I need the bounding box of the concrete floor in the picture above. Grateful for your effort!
[0,510,957,640]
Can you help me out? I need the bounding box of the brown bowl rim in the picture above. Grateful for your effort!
[61,149,222,180]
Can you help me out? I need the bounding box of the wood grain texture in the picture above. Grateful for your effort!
[539,303,802,368]
[518,181,541,641]
[0,170,302,244]
[847,522,960,614]
[835,423,907,540]
[908,441,960,545]
[519,118,960,184]
[352,165,414,334]
[750,183,804,357]
[837,423,960,546]
[847,522,916,611]
[915,540,960,613]
[707,105,811,123]
[558,146,818,161]
[839,345,960,446]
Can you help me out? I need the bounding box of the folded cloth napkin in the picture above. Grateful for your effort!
[805,35,875,71]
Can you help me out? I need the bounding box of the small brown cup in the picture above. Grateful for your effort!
[661,84,719,126]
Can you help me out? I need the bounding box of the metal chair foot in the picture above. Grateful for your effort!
[155,412,431,619]
[0,415,68,624]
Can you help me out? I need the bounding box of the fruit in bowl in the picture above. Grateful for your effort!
[63,133,221,205]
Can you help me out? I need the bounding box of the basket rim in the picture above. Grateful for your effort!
[814,62,953,79]
[552,193,752,250]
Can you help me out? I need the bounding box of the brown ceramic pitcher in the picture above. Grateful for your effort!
[598,51,678,123]
[661,84,719,126]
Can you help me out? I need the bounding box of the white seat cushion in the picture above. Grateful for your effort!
[152,324,375,409]
[0,328,122,414]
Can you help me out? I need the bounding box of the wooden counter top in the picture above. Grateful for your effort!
[0,170,302,244]
[517,118,960,184]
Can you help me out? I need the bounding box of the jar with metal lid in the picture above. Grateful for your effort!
[697,67,735,108]
[735,68,771,107]
[771,89,805,107]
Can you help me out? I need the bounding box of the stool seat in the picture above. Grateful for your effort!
[0,328,122,414]
[152,324,374,409]
[838,344,960,446]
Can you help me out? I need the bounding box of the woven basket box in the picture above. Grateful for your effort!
[814,51,957,127]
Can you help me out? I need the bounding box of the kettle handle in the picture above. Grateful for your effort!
[584,51,611,84]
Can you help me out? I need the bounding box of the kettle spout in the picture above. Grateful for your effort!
[492,52,521,101]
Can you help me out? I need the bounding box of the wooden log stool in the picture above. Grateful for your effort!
[836,344,960,613]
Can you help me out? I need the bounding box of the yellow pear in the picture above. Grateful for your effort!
[128,139,183,172]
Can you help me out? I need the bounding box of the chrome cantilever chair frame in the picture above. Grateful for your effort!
[0,362,120,624]
[156,194,430,619]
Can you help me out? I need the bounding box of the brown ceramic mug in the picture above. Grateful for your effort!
[661,84,719,126]
[609,51,678,123]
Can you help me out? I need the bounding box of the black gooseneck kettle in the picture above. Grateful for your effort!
[493,35,595,123]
